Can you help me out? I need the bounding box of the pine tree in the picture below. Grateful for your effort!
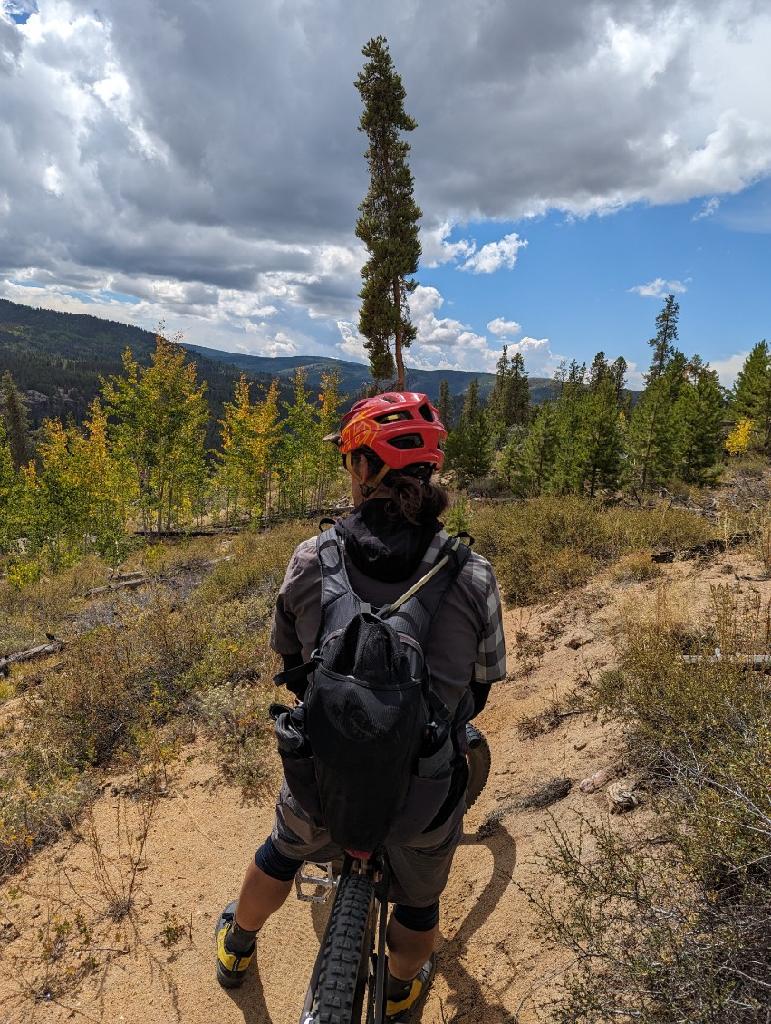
[355,36,422,388]
[676,364,724,483]
[648,294,679,382]
[584,372,625,495]
[445,379,493,484]
[550,361,589,494]
[0,370,31,469]
[437,379,451,429]
[732,341,771,450]
[514,403,559,496]
[627,366,684,493]
[490,348,530,447]
[610,356,628,404]
[101,334,209,531]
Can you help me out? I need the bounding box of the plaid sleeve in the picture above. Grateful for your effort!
[472,562,507,683]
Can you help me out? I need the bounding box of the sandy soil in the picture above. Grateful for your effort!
[1,547,766,1024]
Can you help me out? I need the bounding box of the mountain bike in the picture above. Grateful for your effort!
[297,724,491,1024]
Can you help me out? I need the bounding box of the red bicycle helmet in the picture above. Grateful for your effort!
[330,392,447,472]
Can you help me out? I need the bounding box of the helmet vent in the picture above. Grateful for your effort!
[388,434,424,450]
[418,403,434,422]
[375,411,412,424]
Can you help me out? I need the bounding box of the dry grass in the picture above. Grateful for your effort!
[0,520,310,878]
[471,496,718,605]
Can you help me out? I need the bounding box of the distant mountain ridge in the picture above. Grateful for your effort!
[0,298,559,433]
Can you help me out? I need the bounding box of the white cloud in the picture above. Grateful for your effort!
[2,0,771,372]
[693,196,720,220]
[460,233,528,274]
[336,321,368,363]
[420,221,475,268]
[629,277,688,297]
[710,351,747,387]
[487,316,522,337]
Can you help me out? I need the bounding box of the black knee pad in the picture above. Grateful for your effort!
[254,835,304,882]
[392,901,440,932]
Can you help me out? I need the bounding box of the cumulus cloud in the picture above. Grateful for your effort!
[1,0,771,366]
[420,221,476,268]
[629,277,688,297]
[460,233,528,274]
[487,317,522,337]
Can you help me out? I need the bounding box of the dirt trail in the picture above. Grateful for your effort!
[1,550,762,1024]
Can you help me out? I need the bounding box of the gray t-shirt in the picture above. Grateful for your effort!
[271,528,507,715]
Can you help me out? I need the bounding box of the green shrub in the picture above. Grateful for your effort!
[539,583,771,1024]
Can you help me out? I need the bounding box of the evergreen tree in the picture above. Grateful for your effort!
[627,365,683,493]
[490,347,530,445]
[101,334,209,531]
[514,403,559,496]
[0,370,31,469]
[610,356,628,404]
[647,294,679,382]
[732,341,771,450]
[584,372,625,495]
[355,36,422,388]
[445,379,493,484]
[437,379,451,429]
[588,351,610,390]
[550,360,589,494]
[676,364,724,483]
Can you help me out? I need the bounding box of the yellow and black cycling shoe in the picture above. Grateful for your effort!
[385,954,436,1022]
[215,901,255,989]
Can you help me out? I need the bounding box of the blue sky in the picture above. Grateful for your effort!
[420,190,771,383]
[2,0,771,387]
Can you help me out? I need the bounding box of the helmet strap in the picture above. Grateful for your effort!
[343,453,390,498]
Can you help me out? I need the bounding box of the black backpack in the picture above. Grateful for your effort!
[272,527,470,854]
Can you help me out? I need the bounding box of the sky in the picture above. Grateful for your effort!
[1,1,770,388]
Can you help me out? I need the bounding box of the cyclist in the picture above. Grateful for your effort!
[215,391,506,1022]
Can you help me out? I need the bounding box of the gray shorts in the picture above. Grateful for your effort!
[270,781,465,908]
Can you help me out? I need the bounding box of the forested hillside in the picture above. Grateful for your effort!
[0,299,558,436]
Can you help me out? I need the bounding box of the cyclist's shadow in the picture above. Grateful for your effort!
[222,965,273,1024]
[431,823,517,1022]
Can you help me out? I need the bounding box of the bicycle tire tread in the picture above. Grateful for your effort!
[312,874,373,1024]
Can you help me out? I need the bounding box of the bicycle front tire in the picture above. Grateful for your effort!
[310,873,375,1024]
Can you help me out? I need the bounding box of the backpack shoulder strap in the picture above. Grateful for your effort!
[316,527,367,638]
[379,536,471,649]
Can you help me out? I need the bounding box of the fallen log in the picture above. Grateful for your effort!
[86,577,151,597]
[0,639,65,675]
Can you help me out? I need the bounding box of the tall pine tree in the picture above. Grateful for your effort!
[732,340,771,450]
[355,36,421,388]
[648,294,679,382]
[676,364,724,483]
